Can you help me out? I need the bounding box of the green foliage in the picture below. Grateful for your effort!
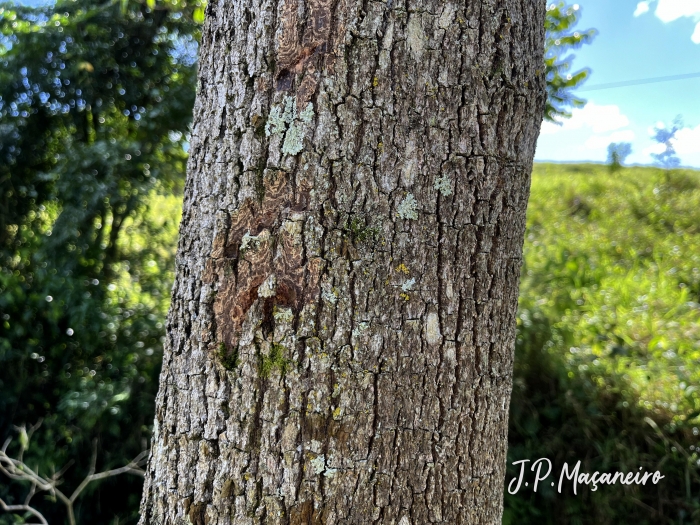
[0,0,200,522]
[506,164,700,524]
[607,142,632,173]
[544,2,596,122]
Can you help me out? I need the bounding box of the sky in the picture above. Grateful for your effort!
[535,0,700,168]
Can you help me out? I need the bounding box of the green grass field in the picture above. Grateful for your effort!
[505,163,700,524]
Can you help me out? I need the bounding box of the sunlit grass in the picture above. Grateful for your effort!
[523,162,700,425]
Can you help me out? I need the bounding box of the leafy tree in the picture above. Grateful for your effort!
[544,2,596,122]
[607,142,632,172]
[0,0,201,522]
[651,117,683,169]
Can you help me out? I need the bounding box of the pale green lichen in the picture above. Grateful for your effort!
[351,321,370,339]
[240,231,256,252]
[321,283,338,305]
[401,278,416,292]
[434,174,453,196]
[265,97,315,157]
[281,95,296,124]
[264,105,286,137]
[257,274,277,298]
[299,102,314,124]
[397,193,419,220]
[310,454,326,475]
[273,306,294,323]
[309,453,336,477]
[282,121,306,156]
[240,230,268,255]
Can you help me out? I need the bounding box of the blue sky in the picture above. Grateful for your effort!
[535,0,700,168]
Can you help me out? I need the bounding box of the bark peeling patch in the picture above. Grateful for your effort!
[275,0,337,103]
[406,14,425,61]
[204,172,321,349]
[289,500,322,525]
[187,502,207,525]
[425,312,441,345]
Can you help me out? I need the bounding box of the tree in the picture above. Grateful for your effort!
[607,142,632,172]
[543,2,596,122]
[139,0,547,522]
[651,117,683,169]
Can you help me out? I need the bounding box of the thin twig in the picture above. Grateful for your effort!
[0,430,149,525]
[0,497,49,525]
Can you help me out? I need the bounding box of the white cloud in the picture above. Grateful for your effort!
[642,142,667,157]
[541,102,630,135]
[674,124,700,155]
[634,1,651,17]
[693,21,700,43]
[636,0,700,43]
[584,130,636,150]
[655,0,700,22]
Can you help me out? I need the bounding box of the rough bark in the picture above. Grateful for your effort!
[139,0,546,523]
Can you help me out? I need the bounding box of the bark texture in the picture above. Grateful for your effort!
[139,0,546,523]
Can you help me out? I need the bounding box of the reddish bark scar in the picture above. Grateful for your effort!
[275,0,338,105]
[203,173,320,348]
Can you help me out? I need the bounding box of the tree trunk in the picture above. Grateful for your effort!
[139,0,546,522]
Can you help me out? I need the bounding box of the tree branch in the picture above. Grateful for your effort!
[0,428,149,525]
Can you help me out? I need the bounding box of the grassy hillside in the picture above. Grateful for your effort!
[505,163,700,524]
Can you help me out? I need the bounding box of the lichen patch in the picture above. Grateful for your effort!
[265,105,287,137]
[434,174,453,196]
[240,230,268,254]
[321,282,338,304]
[401,278,416,292]
[282,121,306,156]
[299,102,315,124]
[397,193,419,220]
[273,306,294,323]
[310,454,325,474]
[266,96,315,156]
